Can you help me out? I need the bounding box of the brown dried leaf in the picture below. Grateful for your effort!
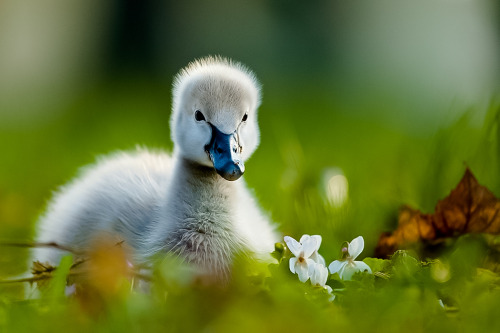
[375,168,500,258]
[30,260,57,288]
[31,261,56,275]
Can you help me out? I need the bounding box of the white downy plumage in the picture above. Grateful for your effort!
[32,56,279,281]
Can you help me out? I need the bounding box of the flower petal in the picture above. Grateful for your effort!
[311,235,322,249]
[296,261,310,282]
[289,257,297,274]
[299,234,310,244]
[284,236,302,257]
[320,267,329,286]
[348,236,364,260]
[302,237,318,258]
[354,261,372,274]
[308,259,317,277]
[341,264,356,280]
[341,261,372,280]
[311,263,328,286]
[328,260,346,274]
[311,252,326,266]
[309,263,319,285]
[339,262,346,278]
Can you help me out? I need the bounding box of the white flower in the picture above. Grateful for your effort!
[328,236,372,280]
[310,262,328,287]
[310,262,335,301]
[284,235,318,282]
[299,234,326,266]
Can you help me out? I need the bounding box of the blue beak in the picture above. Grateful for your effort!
[205,123,244,181]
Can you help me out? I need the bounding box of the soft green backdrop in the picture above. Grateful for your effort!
[0,1,499,330]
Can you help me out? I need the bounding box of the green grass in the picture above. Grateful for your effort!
[1,78,499,331]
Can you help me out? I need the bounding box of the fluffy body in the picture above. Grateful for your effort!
[33,57,278,280]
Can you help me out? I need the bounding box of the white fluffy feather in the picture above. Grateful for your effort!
[32,57,278,280]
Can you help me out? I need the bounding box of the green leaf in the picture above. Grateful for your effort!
[43,255,73,301]
[363,257,391,273]
[391,250,421,282]
[326,275,345,290]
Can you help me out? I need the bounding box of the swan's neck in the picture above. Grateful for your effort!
[171,157,237,215]
[163,156,244,278]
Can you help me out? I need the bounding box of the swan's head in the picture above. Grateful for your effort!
[170,57,261,181]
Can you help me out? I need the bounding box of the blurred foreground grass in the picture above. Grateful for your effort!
[0,78,499,331]
[3,237,500,332]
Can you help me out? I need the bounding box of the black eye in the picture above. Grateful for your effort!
[195,110,206,121]
[242,113,248,122]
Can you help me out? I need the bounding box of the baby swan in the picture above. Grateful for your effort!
[33,57,278,281]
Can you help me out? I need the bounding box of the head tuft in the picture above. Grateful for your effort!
[172,56,261,114]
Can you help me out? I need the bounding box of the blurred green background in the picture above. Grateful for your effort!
[1,0,499,292]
